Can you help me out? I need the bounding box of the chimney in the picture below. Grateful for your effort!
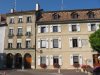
[36,3,40,11]
[10,8,15,13]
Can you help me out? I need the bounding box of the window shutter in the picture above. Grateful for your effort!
[77,24,80,31]
[50,55,53,65]
[70,55,73,65]
[79,55,83,65]
[96,23,99,30]
[69,24,72,32]
[38,26,41,33]
[59,38,61,48]
[87,23,91,31]
[46,38,48,48]
[50,25,53,32]
[58,25,61,32]
[46,25,48,32]
[59,55,62,65]
[37,39,40,48]
[69,38,72,48]
[50,38,53,48]
[46,55,49,65]
[78,37,82,47]
[37,56,40,65]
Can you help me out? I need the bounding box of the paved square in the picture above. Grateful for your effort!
[0,69,88,75]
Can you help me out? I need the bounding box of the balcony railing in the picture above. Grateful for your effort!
[8,33,14,37]
[25,32,31,36]
[16,33,23,36]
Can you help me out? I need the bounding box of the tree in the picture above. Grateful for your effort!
[89,29,100,52]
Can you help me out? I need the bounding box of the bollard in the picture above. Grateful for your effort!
[4,72,6,75]
[58,68,61,74]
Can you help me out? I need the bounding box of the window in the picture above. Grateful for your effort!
[87,11,95,18]
[53,56,59,64]
[8,39,13,48]
[40,56,46,64]
[27,16,32,23]
[26,40,31,48]
[72,25,77,31]
[71,12,78,19]
[73,56,79,64]
[53,26,58,32]
[17,39,22,48]
[18,18,23,23]
[9,17,14,24]
[52,13,60,20]
[72,39,78,47]
[40,40,46,48]
[17,28,23,35]
[91,24,96,31]
[41,27,46,33]
[9,29,13,36]
[53,39,58,48]
[8,43,12,48]
[17,43,21,48]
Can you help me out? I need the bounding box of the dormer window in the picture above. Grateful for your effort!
[87,11,95,19]
[52,13,60,20]
[71,12,78,19]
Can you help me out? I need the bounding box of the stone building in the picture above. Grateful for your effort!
[4,10,36,69]
[36,8,100,69]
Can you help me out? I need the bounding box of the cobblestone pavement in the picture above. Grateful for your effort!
[0,69,88,75]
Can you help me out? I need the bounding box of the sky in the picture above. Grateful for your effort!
[0,0,100,14]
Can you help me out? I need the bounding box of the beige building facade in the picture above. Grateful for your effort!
[4,10,36,69]
[36,9,100,69]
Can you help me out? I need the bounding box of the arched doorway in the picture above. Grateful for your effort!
[24,53,32,69]
[6,53,13,69]
[14,53,22,69]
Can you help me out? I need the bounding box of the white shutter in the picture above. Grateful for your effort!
[37,39,40,48]
[68,24,72,32]
[37,56,40,65]
[79,55,83,65]
[50,38,53,48]
[59,38,61,48]
[96,23,99,30]
[50,25,53,32]
[77,24,80,31]
[50,55,53,65]
[69,38,72,48]
[46,55,49,65]
[58,25,61,32]
[78,37,82,47]
[46,25,48,32]
[70,55,73,65]
[38,26,41,33]
[46,38,48,48]
[87,23,91,31]
[59,55,62,65]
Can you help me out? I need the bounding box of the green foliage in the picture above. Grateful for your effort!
[89,29,100,52]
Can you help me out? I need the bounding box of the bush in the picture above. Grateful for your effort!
[81,65,92,72]
[53,63,60,68]
[40,64,47,69]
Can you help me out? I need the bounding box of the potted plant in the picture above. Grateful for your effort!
[81,65,92,72]
[53,63,60,68]
[73,63,80,71]
[40,64,47,69]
